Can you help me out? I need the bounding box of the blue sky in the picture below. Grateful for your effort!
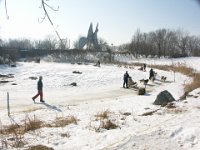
[0,0,200,46]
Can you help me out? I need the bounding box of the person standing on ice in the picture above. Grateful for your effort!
[123,71,129,88]
[149,68,154,81]
[32,76,45,103]
[143,63,146,71]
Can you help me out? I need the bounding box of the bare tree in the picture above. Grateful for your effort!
[152,29,167,57]
[129,29,143,58]
[176,30,190,56]
[165,30,178,57]
[57,38,69,50]
[40,35,57,50]
[188,36,200,56]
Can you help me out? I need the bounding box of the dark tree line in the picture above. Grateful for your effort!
[125,29,200,58]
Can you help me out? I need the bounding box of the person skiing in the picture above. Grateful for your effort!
[32,76,45,103]
[123,71,129,88]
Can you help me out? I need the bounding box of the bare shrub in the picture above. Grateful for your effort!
[60,132,70,138]
[100,120,118,130]
[1,139,8,149]
[27,144,54,150]
[95,119,119,132]
[95,109,111,120]
[184,73,200,92]
[52,115,78,127]
[93,110,119,132]
[9,132,26,148]
[1,115,44,135]
[23,115,43,133]
[1,124,20,135]
[0,123,26,148]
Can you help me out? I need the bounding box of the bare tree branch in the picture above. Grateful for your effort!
[196,0,200,5]
[5,0,9,19]
[44,1,59,11]
[39,0,63,44]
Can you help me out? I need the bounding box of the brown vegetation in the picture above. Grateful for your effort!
[165,107,186,114]
[60,132,70,138]
[52,115,78,127]
[0,114,78,149]
[149,64,200,93]
[95,109,111,120]
[93,110,119,132]
[27,144,54,150]
[100,120,118,130]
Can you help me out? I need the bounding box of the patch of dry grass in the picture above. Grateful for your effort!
[1,123,20,135]
[0,114,78,149]
[101,120,118,130]
[1,115,43,136]
[95,119,119,132]
[23,115,43,133]
[95,109,111,120]
[184,73,200,92]
[165,107,187,114]
[26,144,54,150]
[60,132,70,138]
[93,110,119,132]
[52,115,78,127]
[1,115,79,136]
[0,122,26,149]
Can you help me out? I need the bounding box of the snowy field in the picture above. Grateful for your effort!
[0,57,200,150]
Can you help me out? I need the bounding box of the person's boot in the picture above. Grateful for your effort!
[40,100,45,103]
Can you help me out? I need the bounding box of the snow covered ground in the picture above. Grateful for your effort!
[0,57,200,150]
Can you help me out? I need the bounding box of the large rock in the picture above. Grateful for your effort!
[153,90,175,106]
[70,82,77,86]
[138,88,146,95]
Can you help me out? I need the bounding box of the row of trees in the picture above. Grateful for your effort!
[119,29,200,58]
[1,28,200,61]
[0,35,69,51]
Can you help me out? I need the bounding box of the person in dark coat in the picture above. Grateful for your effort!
[32,76,45,103]
[123,71,129,88]
[143,63,146,71]
[149,68,154,80]
[97,60,100,67]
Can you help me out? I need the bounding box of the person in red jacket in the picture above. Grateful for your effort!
[32,76,45,103]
